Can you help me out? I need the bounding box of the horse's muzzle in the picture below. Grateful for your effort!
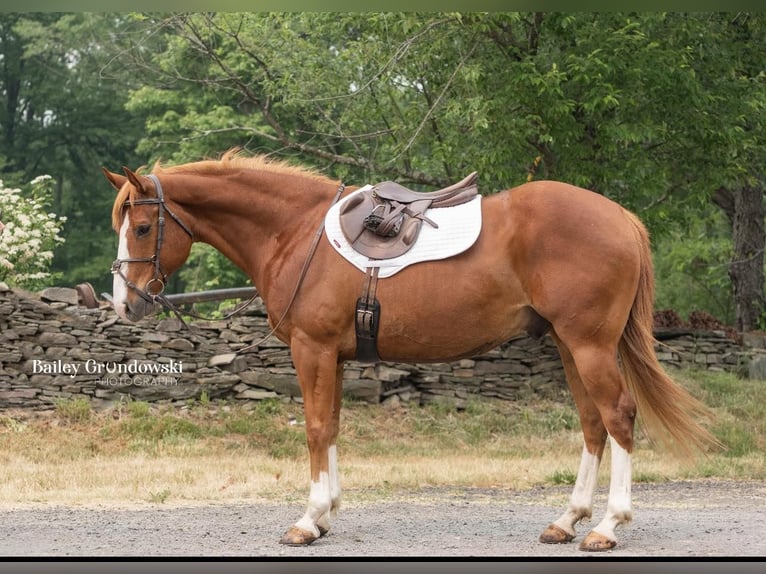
[116,293,155,322]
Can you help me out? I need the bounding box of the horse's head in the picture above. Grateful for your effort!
[104,167,194,322]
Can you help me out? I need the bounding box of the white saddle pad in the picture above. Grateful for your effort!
[324,186,483,278]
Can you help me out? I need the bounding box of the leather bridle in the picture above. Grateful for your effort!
[110,171,345,344]
[111,174,194,307]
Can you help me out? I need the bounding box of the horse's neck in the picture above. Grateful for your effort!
[178,171,336,294]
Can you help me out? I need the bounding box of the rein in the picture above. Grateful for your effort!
[112,173,345,347]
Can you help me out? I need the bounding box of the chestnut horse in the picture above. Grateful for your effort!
[104,151,717,552]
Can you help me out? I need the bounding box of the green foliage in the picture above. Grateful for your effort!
[1,13,151,293]
[116,414,203,447]
[177,243,248,294]
[54,397,92,425]
[243,399,305,459]
[0,175,66,290]
[633,470,667,483]
[100,399,305,459]
[253,398,284,416]
[127,400,151,419]
[16,369,766,486]
[407,397,578,450]
[2,12,765,323]
[654,210,735,323]
[689,370,766,458]
[548,469,576,485]
[147,488,171,503]
[172,244,250,317]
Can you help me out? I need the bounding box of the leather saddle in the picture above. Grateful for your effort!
[339,172,479,260]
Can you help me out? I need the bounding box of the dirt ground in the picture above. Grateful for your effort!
[0,479,763,558]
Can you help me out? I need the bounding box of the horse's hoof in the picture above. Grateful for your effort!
[318,524,330,537]
[579,530,616,551]
[279,526,319,546]
[539,524,575,544]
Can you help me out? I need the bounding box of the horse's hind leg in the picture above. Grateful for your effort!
[570,340,636,551]
[541,334,636,551]
[540,334,608,545]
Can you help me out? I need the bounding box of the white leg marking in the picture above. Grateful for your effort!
[328,444,341,513]
[316,444,341,534]
[294,471,332,538]
[592,435,632,541]
[112,215,131,320]
[553,444,601,536]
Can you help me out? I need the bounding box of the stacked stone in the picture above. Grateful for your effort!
[653,328,748,374]
[1,284,764,411]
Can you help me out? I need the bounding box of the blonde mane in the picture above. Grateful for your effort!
[153,149,330,181]
[111,150,334,230]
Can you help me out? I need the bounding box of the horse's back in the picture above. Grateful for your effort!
[502,180,635,235]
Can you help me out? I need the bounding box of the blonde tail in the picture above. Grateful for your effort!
[619,212,722,459]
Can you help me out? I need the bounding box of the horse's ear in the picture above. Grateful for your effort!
[122,166,149,195]
[102,168,127,192]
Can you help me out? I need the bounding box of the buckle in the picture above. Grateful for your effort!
[364,204,402,237]
[145,277,166,297]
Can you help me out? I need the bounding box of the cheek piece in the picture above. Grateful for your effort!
[111,174,193,306]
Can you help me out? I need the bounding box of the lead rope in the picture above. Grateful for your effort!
[235,182,346,355]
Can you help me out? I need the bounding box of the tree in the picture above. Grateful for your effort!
[117,13,762,205]
[702,13,766,332]
[6,12,760,324]
[1,13,149,293]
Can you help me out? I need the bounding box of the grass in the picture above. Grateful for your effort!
[0,369,762,506]
[54,397,92,425]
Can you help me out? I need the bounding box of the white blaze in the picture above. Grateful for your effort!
[112,214,130,320]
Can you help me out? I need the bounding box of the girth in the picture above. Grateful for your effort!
[354,267,381,363]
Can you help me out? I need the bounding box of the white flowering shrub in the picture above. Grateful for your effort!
[0,175,67,290]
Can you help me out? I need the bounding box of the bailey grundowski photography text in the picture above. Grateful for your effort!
[31,358,183,386]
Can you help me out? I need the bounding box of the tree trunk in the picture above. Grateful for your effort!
[714,185,765,332]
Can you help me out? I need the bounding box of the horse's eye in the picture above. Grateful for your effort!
[135,224,151,238]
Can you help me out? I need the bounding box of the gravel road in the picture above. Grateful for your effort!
[0,479,763,558]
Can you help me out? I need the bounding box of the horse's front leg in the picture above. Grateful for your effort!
[315,361,344,537]
[279,338,344,546]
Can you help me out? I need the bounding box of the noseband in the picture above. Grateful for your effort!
[111,174,194,306]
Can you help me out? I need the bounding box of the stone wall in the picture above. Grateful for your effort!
[1,284,764,411]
